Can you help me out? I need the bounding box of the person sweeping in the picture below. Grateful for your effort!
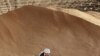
[39,48,50,56]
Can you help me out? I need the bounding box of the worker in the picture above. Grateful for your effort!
[39,48,50,56]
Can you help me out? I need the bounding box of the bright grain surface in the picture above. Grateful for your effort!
[0,5,100,56]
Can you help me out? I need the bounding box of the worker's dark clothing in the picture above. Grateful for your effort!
[40,52,44,56]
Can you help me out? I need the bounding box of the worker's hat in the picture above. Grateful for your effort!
[43,48,50,53]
